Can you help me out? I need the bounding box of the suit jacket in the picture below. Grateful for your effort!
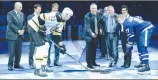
[6,10,26,40]
[83,12,101,42]
[100,13,120,34]
[27,13,35,34]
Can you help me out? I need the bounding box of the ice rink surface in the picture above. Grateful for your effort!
[0,40,158,79]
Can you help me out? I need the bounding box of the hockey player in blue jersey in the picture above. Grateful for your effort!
[117,14,154,74]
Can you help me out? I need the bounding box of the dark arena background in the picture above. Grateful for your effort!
[0,1,158,79]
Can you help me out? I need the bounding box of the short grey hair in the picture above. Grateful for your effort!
[14,2,22,8]
[108,5,114,10]
[90,3,97,8]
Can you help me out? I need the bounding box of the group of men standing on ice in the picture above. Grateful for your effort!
[6,2,154,77]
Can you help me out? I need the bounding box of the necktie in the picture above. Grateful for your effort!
[110,16,113,32]
[17,12,20,21]
[95,16,98,35]
[107,16,111,32]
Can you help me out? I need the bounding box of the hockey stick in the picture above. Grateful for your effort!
[65,52,89,69]
[49,39,112,71]
[49,40,89,70]
[48,39,118,72]
[50,40,108,71]
[79,46,86,62]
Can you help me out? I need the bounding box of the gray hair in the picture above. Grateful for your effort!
[90,3,97,8]
[14,2,22,8]
[108,5,114,9]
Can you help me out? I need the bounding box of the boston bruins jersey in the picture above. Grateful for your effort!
[28,12,65,36]
[44,12,58,34]
[44,12,66,35]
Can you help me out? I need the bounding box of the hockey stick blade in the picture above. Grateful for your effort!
[66,53,89,70]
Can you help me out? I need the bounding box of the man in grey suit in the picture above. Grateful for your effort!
[100,5,120,67]
[6,2,26,71]
[27,4,42,69]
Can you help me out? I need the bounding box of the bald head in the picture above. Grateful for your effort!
[90,3,97,15]
[14,2,22,12]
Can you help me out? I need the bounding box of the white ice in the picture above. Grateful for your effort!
[0,40,158,79]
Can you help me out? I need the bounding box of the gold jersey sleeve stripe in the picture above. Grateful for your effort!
[52,22,65,35]
[28,19,39,32]
[39,13,48,21]
[39,13,44,21]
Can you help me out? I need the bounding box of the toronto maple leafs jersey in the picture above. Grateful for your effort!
[123,16,154,35]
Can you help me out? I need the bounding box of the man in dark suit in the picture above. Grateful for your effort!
[83,3,101,69]
[27,4,42,69]
[120,5,131,68]
[6,2,26,71]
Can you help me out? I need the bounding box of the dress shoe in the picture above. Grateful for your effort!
[8,67,13,71]
[30,65,35,69]
[121,64,130,68]
[109,60,117,67]
[104,55,109,60]
[92,63,100,67]
[14,65,24,69]
[87,65,94,69]
[54,62,62,66]
[109,62,113,67]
